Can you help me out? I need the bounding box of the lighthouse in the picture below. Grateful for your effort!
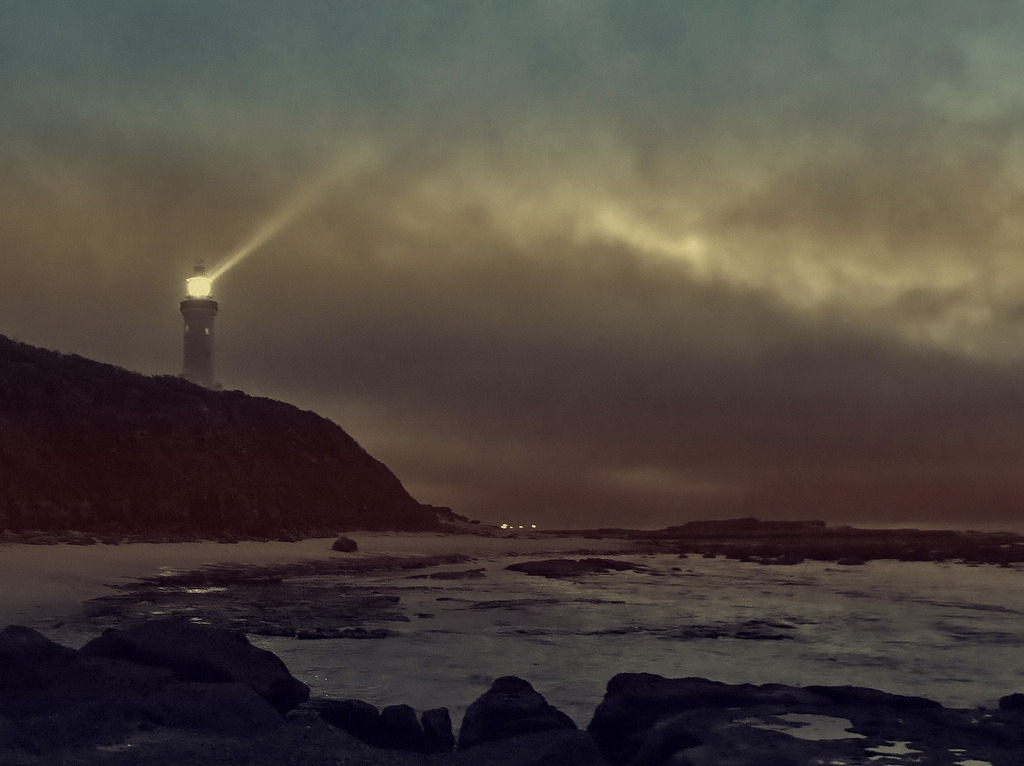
[180,265,219,387]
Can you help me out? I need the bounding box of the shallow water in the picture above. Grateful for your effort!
[248,553,1024,726]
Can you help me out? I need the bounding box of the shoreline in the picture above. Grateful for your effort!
[0,532,640,635]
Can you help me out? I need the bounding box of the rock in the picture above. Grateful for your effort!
[804,685,941,710]
[380,704,425,751]
[448,729,608,766]
[0,626,286,752]
[251,624,298,638]
[587,674,970,766]
[0,624,76,675]
[627,713,704,766]
[409,568,487,580]
[0,626,169,720]
[143,681,283,734]
[80,617,309,713]
[505,558,640,578]
[422,707,455,753]
[295,627,392,640]
[458,676,576,750]
[999,692,1024,711]
[588,674,828,764]
[313,698,383,746]
[331,536,359,552]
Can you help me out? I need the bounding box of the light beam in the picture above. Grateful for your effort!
[207,143,382,283]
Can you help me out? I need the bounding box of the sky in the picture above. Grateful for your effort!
[5,1,1024,528]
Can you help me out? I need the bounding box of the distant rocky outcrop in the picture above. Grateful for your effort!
[0,334,465,536]
[637,517,1024,566]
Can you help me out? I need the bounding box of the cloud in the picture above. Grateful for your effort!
[5,2,1024,526]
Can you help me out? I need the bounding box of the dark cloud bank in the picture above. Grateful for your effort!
[4,2,1024,527]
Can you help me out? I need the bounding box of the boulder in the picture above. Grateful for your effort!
[587,674,958,766]
[458,676,576,750]
[626,713,704,766]
[313,698,383,746]
[999,692,1024,711]
[422,707,455,753]
[0,626,283,753]
[380,703,425,751]
[448,729,608,766]
[0,624,76,689]
[588,674,827,764]
[0,626,169,721]
[80,618,308,713]
[332,536,359,552]
[142,681,283,734]
[803,685,941,710]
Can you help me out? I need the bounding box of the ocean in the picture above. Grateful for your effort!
[246,551,1024,726]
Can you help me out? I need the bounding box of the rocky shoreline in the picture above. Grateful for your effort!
[7,518,1024,568]
[1,618,1022,765]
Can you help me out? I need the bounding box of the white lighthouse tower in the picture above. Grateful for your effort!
[180,265,219,387]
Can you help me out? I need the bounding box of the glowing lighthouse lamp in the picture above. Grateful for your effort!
[185,272,213,299]
[180,265,219,387]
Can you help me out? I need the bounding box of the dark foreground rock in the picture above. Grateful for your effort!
[422,707,456,753]
[589,672,1024,765]
[1000,692,1024,711]
[458,676,577,749]
[332,536,359,552]
[310,699,455,754]
[312,697,385,746]
[80,618,309,713]
[6,621,1024,765]
[0,623,284,754]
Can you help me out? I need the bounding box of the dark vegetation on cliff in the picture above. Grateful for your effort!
[0,335,458,537]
